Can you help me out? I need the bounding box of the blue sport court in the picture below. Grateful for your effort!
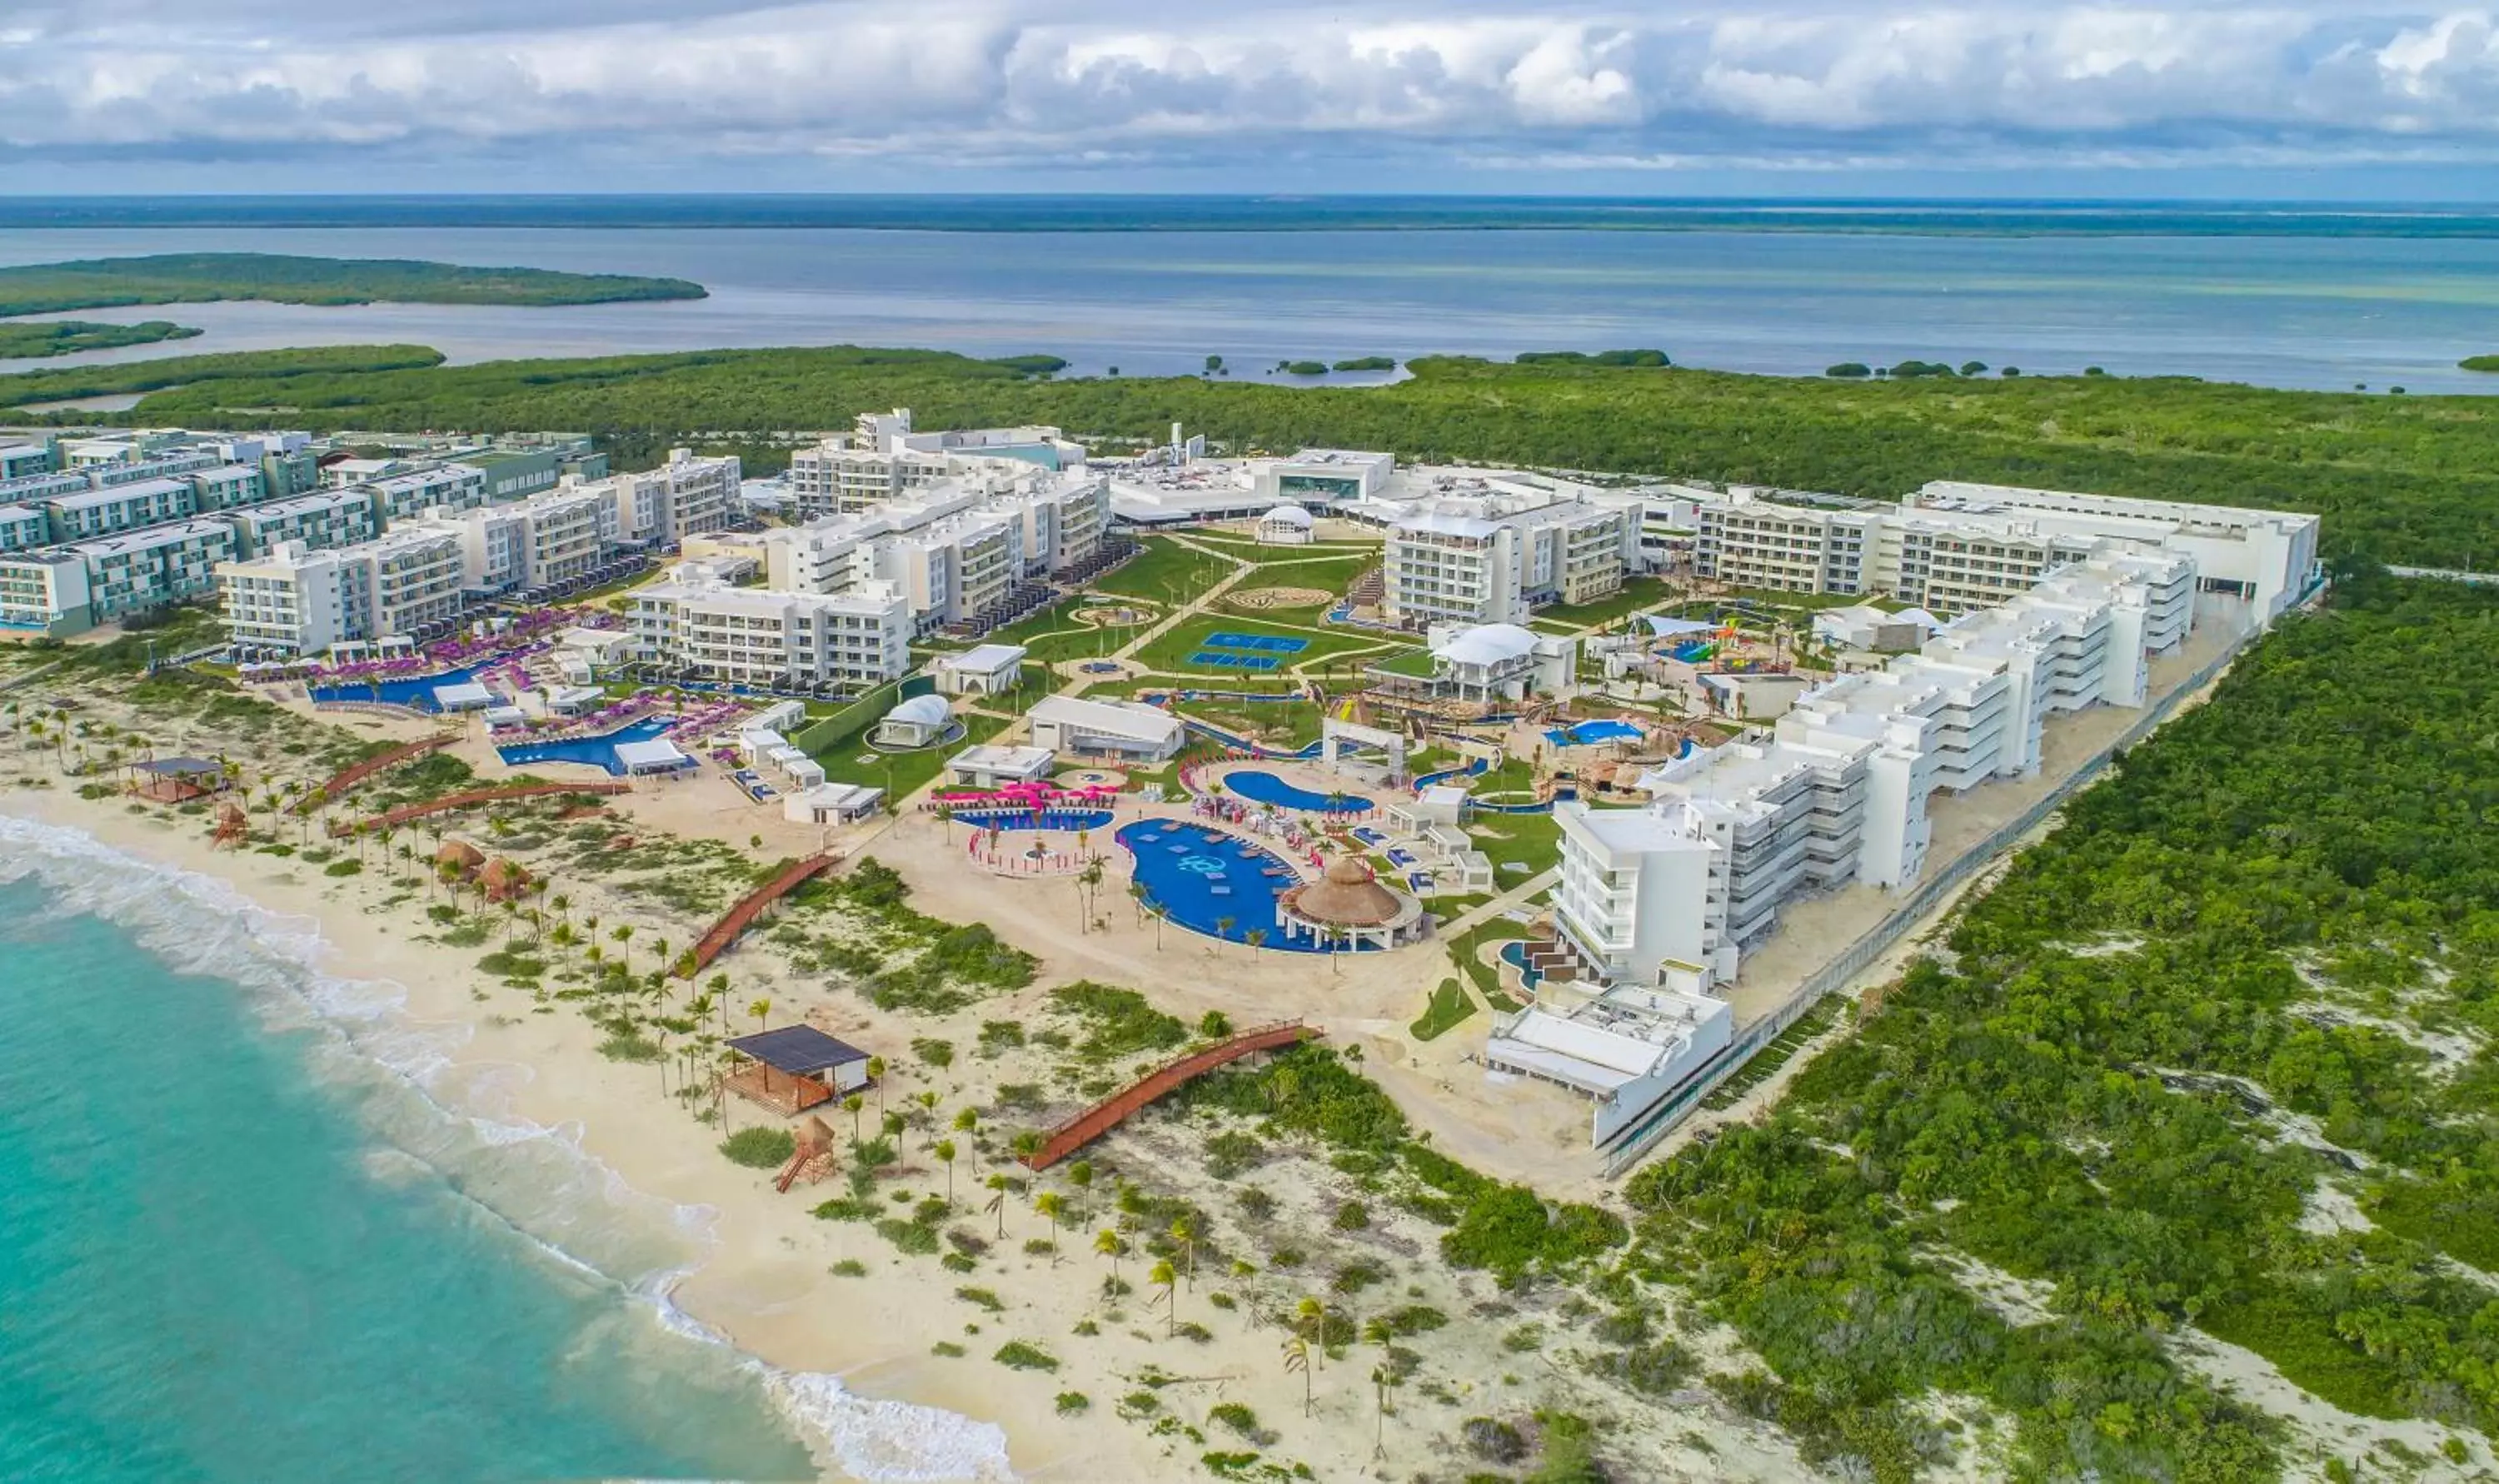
[1187,652,1282,671]
[1202,632,1309,655]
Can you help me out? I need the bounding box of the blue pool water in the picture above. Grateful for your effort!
[0,824,823,1484]
[1120,822,1372,954]
[957,808,1115,833]
[496,718,675,775]
[1544,719,1645,748]
[1222,769,1371,813]
[1500,939,1544,991]
[308,663,486,714]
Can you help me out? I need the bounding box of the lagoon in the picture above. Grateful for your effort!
[7,212,2499,391]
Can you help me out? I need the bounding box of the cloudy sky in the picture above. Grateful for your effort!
[7,0,2499,195]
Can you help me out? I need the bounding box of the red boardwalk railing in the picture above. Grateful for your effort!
[297,733,459,814]
[1020,1021,1320,1171]
[678,853,841,978]
[333,780,631,836]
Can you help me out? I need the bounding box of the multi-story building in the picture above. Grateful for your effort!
[627,580,910,690]
[1545,550,2198,994]
[62,519,238,622]
[0,552,94,636]
[0,505,50,554]
[0,443,52,481]
[787,409,1081,517]
[596,451,741,549]
[1694,482,2320,620]
[362,463,487,521]
[220,489,382,557]
[429,483,622,597]
[1380,491,1640,627]
[186,463,270,512]
[217,528,468,657]
[43,478,195,541]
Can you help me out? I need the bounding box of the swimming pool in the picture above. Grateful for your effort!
[1118,821,1368,954]
[310,664,486,713]
[1543,719,1644,748]
[496,719,676,776]
[1221,769,1371,814]
[956,808,1115,833]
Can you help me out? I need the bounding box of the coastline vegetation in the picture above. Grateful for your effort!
[0,319,202,358]
[0,343,445,406]
[24,343,2499,565]
[0,252,706,318]
[2461,354,2499,371]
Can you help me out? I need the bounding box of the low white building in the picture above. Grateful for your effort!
[874,694,957,748]
[935,643,1027,696]
[784,782,885,826]
[1028,695,1185,762]
[947,744,1057,789]
[1419,622,1578,701]
[1254,504,1317,545]
[1487,972,1734,1146]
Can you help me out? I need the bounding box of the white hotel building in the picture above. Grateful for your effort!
[219,528,470,657]
[787,409,1083,518]
[626,580,911,691]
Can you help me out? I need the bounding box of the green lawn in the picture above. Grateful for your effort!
[1529,575,1675,633]
[1445,917,1532,1008]
[1409,979,1480,1041]
[1090,536,1238,605]
[1132,615,1401,677]
[1176,696,1327,748]
[816,711,1013,801]
[1184,534,1383,565]
[1219,554,1374,618]
[1465,808,1562,876]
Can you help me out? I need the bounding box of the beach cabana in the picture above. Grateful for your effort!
[127,756,229,803]
[723,1027,873,1114]
[614,737,694,776]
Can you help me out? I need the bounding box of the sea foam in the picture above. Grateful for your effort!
[0,811,1020,1483]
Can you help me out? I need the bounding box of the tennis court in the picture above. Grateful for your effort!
[1189,652,1282,670]
[1204,632,1309,655]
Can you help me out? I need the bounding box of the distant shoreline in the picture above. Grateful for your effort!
[19,195,2499,240]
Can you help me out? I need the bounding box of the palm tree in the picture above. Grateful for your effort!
[841,1093,865,1144]
[1245,927,1268,958]
[1281,1337,1314,1418]
[1094,1228,1124,1285]
[984,1173,1012,1239]
[1296,1297,1328,1372]
[1170,1213,1200,1290]
[1149,1258,1179,1337]
[550,892,571,928]
[1034,1192,1065,1265]
[1215,914,1236,952]
[866,1056,887,1114]
[952,1107,980,1139]
[747,996,771,1031]
[1126,879,1149,929]
[910,1090,940,1148]
[934,1138,958,1204]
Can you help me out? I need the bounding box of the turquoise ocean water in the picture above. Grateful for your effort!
[0,816,1015,1484]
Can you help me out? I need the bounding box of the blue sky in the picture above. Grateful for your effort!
[8,1,2499,197]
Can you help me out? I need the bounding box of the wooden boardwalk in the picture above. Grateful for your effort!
[1020,1020,1319,1171]
[332,781,630,836]
[678,853,841,978]
[297,733,458,814]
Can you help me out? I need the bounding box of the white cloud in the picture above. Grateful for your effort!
[7,1,2499,175]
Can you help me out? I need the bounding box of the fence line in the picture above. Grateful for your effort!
[1597,627,2259,1178]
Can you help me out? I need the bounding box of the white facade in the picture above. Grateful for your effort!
[1548,550,2202,993]
[44,478,195,541]
[1376,479,1644,627]
[1421,621,1579,700]
[588,450,741,549]
[361,463,486,521]
[1028,695,1185,761]
[63,519,237,620]
[218,527,469,656]
[935,644,1028,696]
[788,408,1083,518]
[0,505,50,554]
[220,489,380,557]
[627,580,911,690]
[0,552,95,636]
[1909,481,2322,619]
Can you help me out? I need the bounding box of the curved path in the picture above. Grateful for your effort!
[333,779,628,835]
[678,852,841,978]
[1020,1020,1320,1171]
[298,732,459,814]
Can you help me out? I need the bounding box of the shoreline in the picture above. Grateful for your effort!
[0,792,1065,1484]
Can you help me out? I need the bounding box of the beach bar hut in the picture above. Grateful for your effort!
[722,1027,873,1115]
[127,755,230,803]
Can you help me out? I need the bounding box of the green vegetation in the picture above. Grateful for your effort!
[720,1127,797,1169]
[1046,982,1190,1063]
[0,253,705,319]
[1409,979,1479,1041]
[1330,356,1397,372]
[0,319,201,359]
[1514,348,1670,367]
[1281,361,1329,376]
[2461,354,2499,372]
[0,343,445,411]
[1095,536,1235,605]
[1826,362,1873,378]
[1624,574,2499,1479]
[992,1340,1060,1372]
[69,345,2499,565]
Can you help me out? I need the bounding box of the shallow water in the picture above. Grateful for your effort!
[0,814,1015,1484]
[6,217,2499,391]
